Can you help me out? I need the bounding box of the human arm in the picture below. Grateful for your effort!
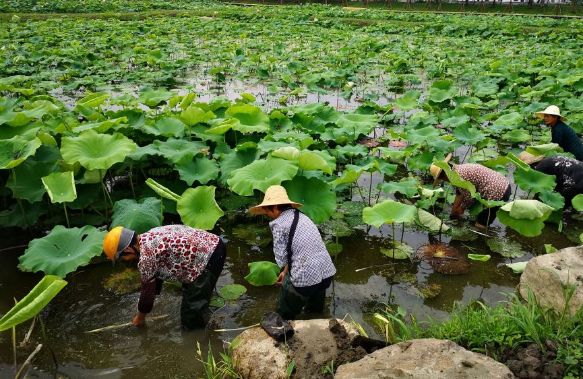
[276,264,289,286]
[134,277,158,326]
[450,192,465,219]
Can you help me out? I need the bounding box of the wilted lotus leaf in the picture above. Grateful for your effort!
[415,243,470,275]
[218,284,247,300]
[358,137,380,148]
[177,186,224,230]
[244,261,280,286]
[232,224,272,247]
[486,237,527,258]
[103,268,141,295]
[19,225,106,278]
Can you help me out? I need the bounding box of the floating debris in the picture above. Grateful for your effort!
[415,243,470,275]
[102,268,141,295]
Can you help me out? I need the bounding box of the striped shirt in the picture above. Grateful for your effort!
[453,164,510,208]
[269,209,336,288]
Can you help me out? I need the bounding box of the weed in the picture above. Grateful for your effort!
[195,341,240,379]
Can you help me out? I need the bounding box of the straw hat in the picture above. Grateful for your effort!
[535,105,563,120]
[429,153,453,185]
[518,151,544,166]
[249,185,303,215]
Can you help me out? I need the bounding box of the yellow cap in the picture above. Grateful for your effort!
[103,226,135,261]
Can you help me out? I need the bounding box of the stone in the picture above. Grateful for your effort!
[519,246,583,316]
[231,318,360,379]
[334,338,515,379]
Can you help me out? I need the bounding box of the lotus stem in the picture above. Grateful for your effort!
[12,324,17,371]
[63,204,70,228]
[392,223,396,255]
[14,344,42,379]
[368,171,373,206]
[129,166,136,200]
[400,222,405,243]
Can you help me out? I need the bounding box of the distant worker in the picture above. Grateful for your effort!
[430,154,511,228]
[102,225,226,329]
[536,105,583,161]
[249,185,336,320]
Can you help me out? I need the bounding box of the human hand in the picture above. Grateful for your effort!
[132,313,146,327]
[275,271,285,286]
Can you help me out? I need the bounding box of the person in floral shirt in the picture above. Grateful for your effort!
[103,225,226,329]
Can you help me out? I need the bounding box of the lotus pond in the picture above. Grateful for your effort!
[1,2,583,377]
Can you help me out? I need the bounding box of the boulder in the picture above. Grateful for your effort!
[231,318,360,379]
[519,246,583,316]
[335,338,514,379]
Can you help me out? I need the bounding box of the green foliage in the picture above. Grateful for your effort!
[177,186,224,230]
[110,197,163,234]
[244,261,280,287]
[218,284,247,301]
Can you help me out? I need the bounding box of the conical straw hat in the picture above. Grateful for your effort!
[518,151,544,166]
[535,105,563,120]
[429,153,453,186]
[249,185,302,215]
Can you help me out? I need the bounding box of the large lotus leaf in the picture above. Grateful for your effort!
[417,209,450,232]
[0,275,67,332]
[205,118,238,135]
[298,150,335,174]
[225,104,270,134]
[0,101,57,127]
[492,112,524,129]
[502,129,531,144]
[227,158,298,196]
[497,209,547,237]
[332,165,364,187]
[539,190,565,211]
[442,115,470,129]
[380,241,413,260]
[153,117,186,138]
[61,130,137,171]
[428,80,455,103]
[290,103,339,133]
[272,146,301,160]
[283,176,336,224]
[572,194,583,211]
[19,225,106,277]
[565,98,583,112]
[76,92,109,108]
[41,171,77,203]
[501,200,554,220]
[110,197,162,234]
[513,167,556,194]
[0,136,42,169]
[6,145,59,202]
[433,161,476,195]
[363,199,417,227]
[180,105,216,127]
[145,178,181,202]
[0,201,45,228]
[394,90,420,111]
[175,156,219,186]
[244,261,280,286]
[139,88,173,108]
[334,144,368,158]
[130,138,207,164]
[472,79,499,98]
[381,177,420,198]
[406,126,440,145]
[453,124,485,145]
[525,143,561,155]
[74,117,128,134]
[219,149,259,183]
[218,284,247,300]
[486,238,527,258]
[177,186,224,230]
[335,113,378,138]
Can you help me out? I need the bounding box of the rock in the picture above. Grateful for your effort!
[519,246,583,316]
[335,338,515,379]
[231,318,360,379]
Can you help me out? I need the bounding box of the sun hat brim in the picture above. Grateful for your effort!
[430,153,452,186]
[518,151,544,166]
[248,185,303,215]
[249,200,302,215]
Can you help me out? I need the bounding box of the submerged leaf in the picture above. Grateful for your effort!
[218,284,247,300]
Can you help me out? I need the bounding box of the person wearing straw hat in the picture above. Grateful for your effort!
[535,105,583,161]
[430,154,511,228]
[102,225,226,329]
[249,185,336,320]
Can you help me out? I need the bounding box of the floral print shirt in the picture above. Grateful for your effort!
[453,164,510,208]
[138,225,220,284]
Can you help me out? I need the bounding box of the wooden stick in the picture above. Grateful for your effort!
[213,323,260,333]
[14,344,42,379]
[85,315,168,333]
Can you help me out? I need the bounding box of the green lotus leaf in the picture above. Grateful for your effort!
[525,143,561,155]
[428,80,455,103]
[506,152,530,171]
[272,146,301,160]
[406,126,440,145]
[145,178,180,202]
[19,225,106,277]
[442,115,470,129]
[513,167,556,195]
[467,254,491,262]
[492,112,524,128]
[0,201,45,228]
[0,275,67,332]
[334,144,368,158]
[298,150,334,174]
[218,284,247,300]
[0,101,57,127]
[500,200,554,220]
[505,261,528,274]
[380,241,413,260]
[453,124,485,145]
[153,117,186,138]
[61,130,137,171]
[486,238,527,258]
[335,113,378,139]
[219,149,259,183]
[175,156,219,186]
[326,242,343,257]
[110,197,163,234]
[206,118,237,134]
[539,191,564,210]
[565,98,583,112]
[497,210,547,237]
[472,79,499,98]
[545,244,558,254]
[244,261,280,287]
[433,161,476,195]
[6,145,59,202]
[332,165,364,187]
[393,91,420,111]
[572,194,583,211]
[290,103,339,133]
[381,177,420,198]
[502,129,531,143]
[130,138,207,164]
[41,171,77,203]
[210,296,225,308]
[180,105,216,127]
[177,186,224,230]
[74,116,128,134]
[283,176,336,224]
[227,158,298,196]
[0,136,42,169]
[225,104,270,134]
[76,92,109,108]
[363,199,417,227]
[417,209,450,232]
[139,88,173,108]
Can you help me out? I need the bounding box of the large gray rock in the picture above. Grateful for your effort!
[335,338,514,379]
[231,318,360,379]
[519,246,583,316]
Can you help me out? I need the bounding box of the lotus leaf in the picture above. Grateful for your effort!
[380,241,413,260]
[284,176,336,224]
[486,238,527,258]
[227,158,298,196]
[492,112,524,129]
[472,79,499,98]
[0,275,67,332]
[76,92,109,108]
[110,197,162,234]
[335,113,378,139]
[0,202,45,227]
[272,146,301,160]
[502,129,531,143]
[326,242,343,257]
[6,145,59,202]
[500,200,554,220]
[19,225,106,277]
[180,105,216,127]
[332,165,363,187]
[433,161,476,195]
[210,296,225,308]
[381,177,420,198]
[153,117,186,138]
[244,261,280,286]
[417,209,450,232]
[320,218,352,238]
[428,80,455,103]
[298,150,334,174]
[363,199,417,228]
[572,194,583,211]
[0,135,42,169]
[545,244,558,254]
[74,117,128,134]
[393,90,420,111]
[467,254,491,262]
[41,171,77,203]
[145,178,181,202]
[61,130,137,171]
[130,138,207,164]
[539,191,564,210]
[218,284,247,300]
[505,261,528,274]
[175,156,219,186]
[525,143,561,155]
[139,88,173,108]
[225,104,270,134]
[453,124,485,145]
[177,186,224,230]
[442,115,470,129]
[406,126,440,145]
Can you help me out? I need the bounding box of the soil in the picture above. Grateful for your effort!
[499,341,564,379]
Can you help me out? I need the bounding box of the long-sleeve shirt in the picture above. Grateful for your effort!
[453,164,510,208]
[137,225,220,313]
[269,209,336,288]
[551,120,583,161]
[535,156,583,204]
